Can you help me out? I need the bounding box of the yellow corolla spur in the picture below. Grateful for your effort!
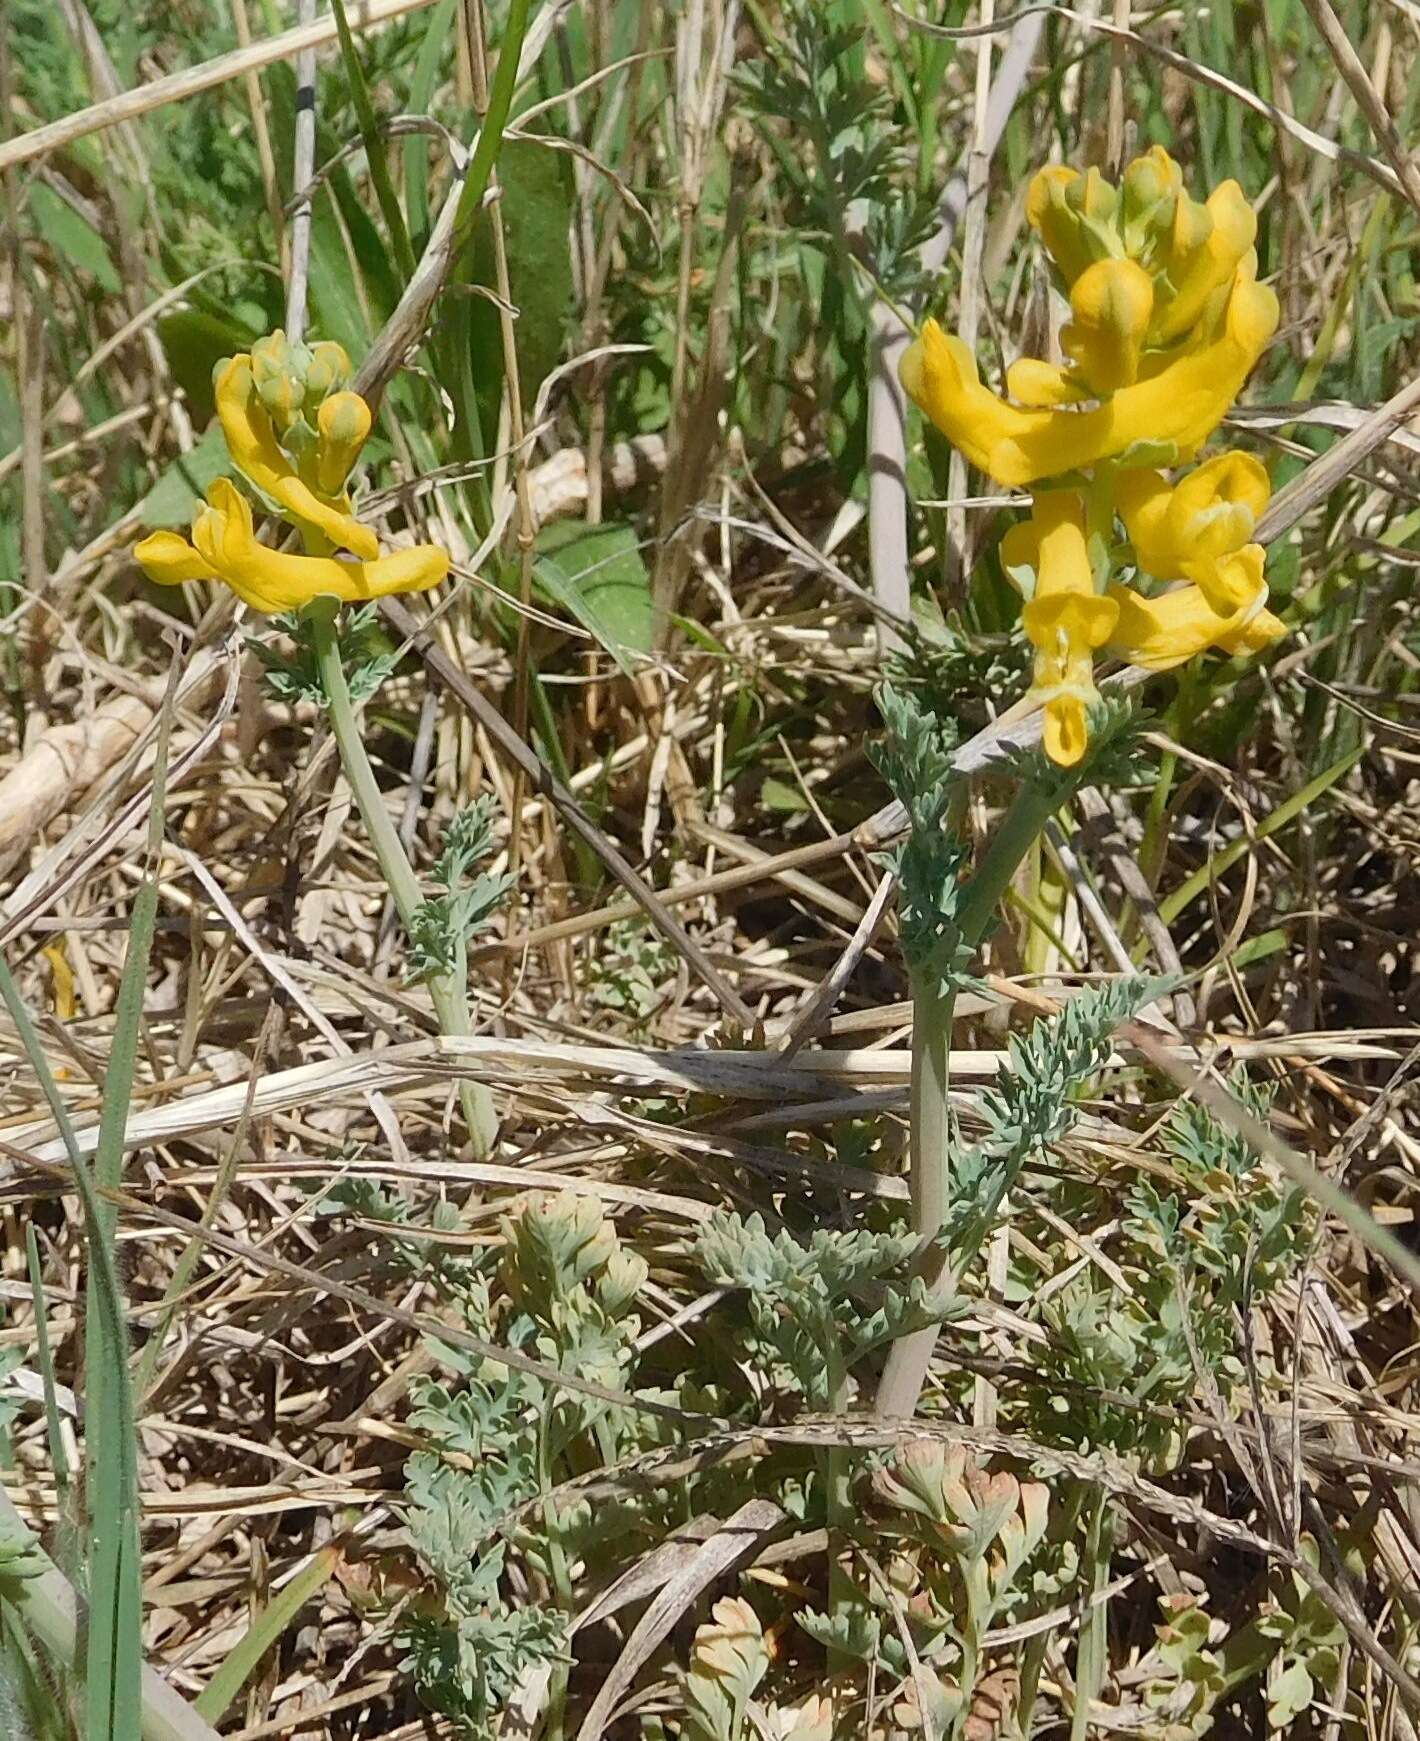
[898,146,1286,766]
[134,332,448,616]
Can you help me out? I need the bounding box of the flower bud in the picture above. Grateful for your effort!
[251,329,305,430]
[1121,144,1183,256]
[305,340,352,402]
[1026,165,1121,287]
[316,390,373,494]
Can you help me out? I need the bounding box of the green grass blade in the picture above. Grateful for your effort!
[329,0,417,282]
[192,1545,340,1722]
[24,1228,70,1513]
[1157,747,1363,925]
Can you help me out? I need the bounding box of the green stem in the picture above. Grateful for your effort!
[1071,1489,1115,1741]
[875,775,1067,1420]
[1017,1484,1085,1737]
[822,1321,857,1695]
[305,598,498,1156]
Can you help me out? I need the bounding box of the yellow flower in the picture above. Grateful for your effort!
[134,478,448,616]
[1108,554,1285,672]
[1003,491,1119,767]
[215,356,379,560]
[1115,450,1271,614]
[316,392,374,496]
[900,269,1277,487]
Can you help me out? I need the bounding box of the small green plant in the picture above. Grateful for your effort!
[397,1194,666,1735]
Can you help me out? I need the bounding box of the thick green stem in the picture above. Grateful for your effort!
[305,599,498,1155]
[875,776,1067,1419]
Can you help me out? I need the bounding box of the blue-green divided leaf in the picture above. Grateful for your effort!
[534,520,652,674]
[135,425,235,531]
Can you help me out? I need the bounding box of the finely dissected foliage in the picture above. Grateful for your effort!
[2,0,1419,1737]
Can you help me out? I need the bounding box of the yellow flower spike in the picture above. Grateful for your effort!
[1151,179,1257,344]
[133,529,220,586]
[1117,451,1270,582]
[1016,492,1120,767]
[138,478,448,616]
[316,391,374,496]
[901,269,1278,487]
[1062,257,1155,393]
[215,356,380,560]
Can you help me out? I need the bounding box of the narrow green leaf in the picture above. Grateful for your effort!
[329,0,417,282]
[1158,748,1362,924]
[193,1546,340,1722]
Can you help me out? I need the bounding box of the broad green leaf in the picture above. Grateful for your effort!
[135,425,233,531]
[534,520,652,674]
[158,309,261,426]
[467,136,576,438]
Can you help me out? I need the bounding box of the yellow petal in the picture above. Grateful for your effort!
[190,477,448,615]
[1106,582,1227,669]
[1107,562,1281,671]
[1168,450,1270,555]
[1005,358,1092,407]
[902,273,1277,487]
[1151,180,1257,344]
[1029,490,1094,602]
[215,355,380,560]
[1219,604,1286,657]
[1024,590,1119,650]
[1113,468,1175,571]
[900,322,1047,483]
[133,530,219,586]
[1043,695,1089,767]
[1185,542,1266,616]
[998,520,1041,596]
[1062,258,1155,393]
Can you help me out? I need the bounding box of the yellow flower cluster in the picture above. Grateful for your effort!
[900,147,1285,766]
[134,333,447,614]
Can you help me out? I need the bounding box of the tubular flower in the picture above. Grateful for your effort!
[134,479,447,616]
[214,343,379,559]
[1108,550,1285,671]
[1001,492,1119,767]
[901,144,1277,489]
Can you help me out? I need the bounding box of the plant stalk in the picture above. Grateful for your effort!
[875,775,1067,1419]
[1071,1488,1115,1741]
[305,598,498,1155]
